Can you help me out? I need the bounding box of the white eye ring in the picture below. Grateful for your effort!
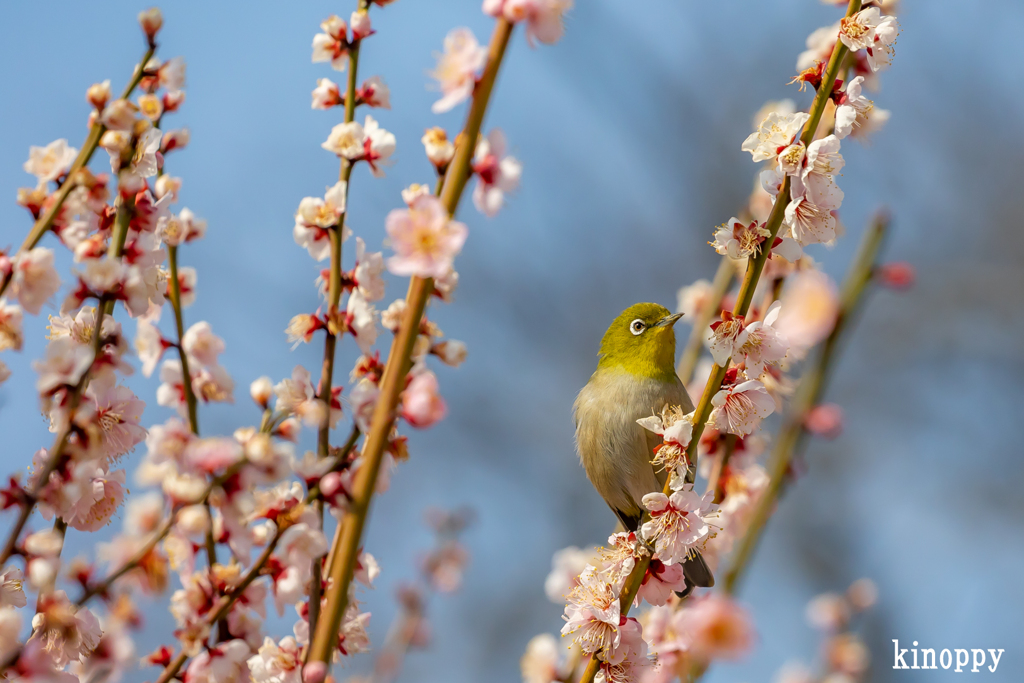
[630,319,646,335]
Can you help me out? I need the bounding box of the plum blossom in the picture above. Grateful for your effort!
[134,316,167,377]
[401,370,447,428]
[804,403,844,438]
[247,636,302,683]
[311,77,342,110]
[640,485,717,564]
[839,7,899,72]
[430,28,486,113]
[362,116,396,177]
[675,594,755,662]
[472,129,522,216]
[34,337,92,397]
[322,121,365,159]
[31,591,103,668]
[711,217,770,261]
[357,75,390,108]
[24,139,78,184]
[636,559,688,607]
[350,9,372,40]
[274,366,330,428]
[520,633,570,683]
[0,568,26,608]
[741,111,810,163]
[0,300,23,351]
[182,321,225,367]
[705,312,745,367]
[346,289,379,354]
[597,616,650,683]
[560,565,621,657]
[636,404,695,476]
[353,237,386,302]
[348,377,379,432]
[385,194,469,278]
[708,380,776,436]
[431,339,468,367]
[422,127,455,169]
[12,247,61,315]
[293,181,348,261]
[312,15,349,71]
[775,270,839,351]
[158,207,206,246]
[486,0,574,46]
[676,279,713,319]
[85,372,146,459]
[796,21,840,71]
[834,76,890,140]
[87,80,111,109]
[184,639,251,683]
[735,301,789,378]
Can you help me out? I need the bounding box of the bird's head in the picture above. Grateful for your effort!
[597,302,683,381]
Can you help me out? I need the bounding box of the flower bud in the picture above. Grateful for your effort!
[803,403,843,439]
[275,417,301,442]
[163,89,186,113]
[350,10,372,39]
[250,376,273,408]
[431,339,467,367]
[138,8,163,44]
[155,175,182,202]
[876,261,915,290]
[303,662,327,683]
[161,128,190,154]
[421,127,455,168]
[86,80,111,110]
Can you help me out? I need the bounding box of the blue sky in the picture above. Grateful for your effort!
[2,1,1024,681]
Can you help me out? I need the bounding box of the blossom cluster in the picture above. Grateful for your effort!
[530,3,905,683]
[0,2,570,683]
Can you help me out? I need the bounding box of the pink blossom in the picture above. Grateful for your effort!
[350,10,372,40]
[487,0,574,46]
[560,565,621,657]
[712,216,770,262]
[293,181,348,261]
[33,337,92,397]
[804,403,844,439]
[354,237,386,302]
[311,16,349,71]
[401,370,447,428]
[12,247,61,315]
[877,261,915,290]
[676,279,713,320]
[385,194,468,278]
[60,465,127,532]
[182,321,225,367]
[635,559,687,607]
[158,207,206,246]
[0,568,26,608]
[676,594,755,662]
[741,111,809,163]
[185,437,244,475]
[708,380,775,436]
[183,639,251,683]
[839,8,899,72]
[85,371,146,459]
[705,312,746,367]
[835,76,890,140]
[311,77,342,110]
[247,636,302,683]
[274,366,329,428]
[422,127,455,168]
[520,633,570,683]
[735,301,789,378]
[0,299,24,351]
[430,28,486,113]
[472,129,522,216]
[134,316,167,377]
[598,616,650,683]
[357,75,390,109]
[346,290,379,354]
[348,377,379,432]
[30,591,103,668]
[775,270,839,351]
[640,485,717,564]
[24,139,77,184]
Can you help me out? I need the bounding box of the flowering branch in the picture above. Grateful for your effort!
[0,47,155,300]
[721,211,889,595]
[304,16,515,676]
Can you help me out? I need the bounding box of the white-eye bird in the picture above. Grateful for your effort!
[573,302,714,591]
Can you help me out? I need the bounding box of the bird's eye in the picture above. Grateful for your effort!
[630,319,646,336]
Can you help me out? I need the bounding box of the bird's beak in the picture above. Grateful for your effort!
[653,313,683,328]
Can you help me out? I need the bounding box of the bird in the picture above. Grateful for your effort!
[573,302,714,592]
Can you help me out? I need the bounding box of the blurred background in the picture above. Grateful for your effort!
[2,0,1023,681]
